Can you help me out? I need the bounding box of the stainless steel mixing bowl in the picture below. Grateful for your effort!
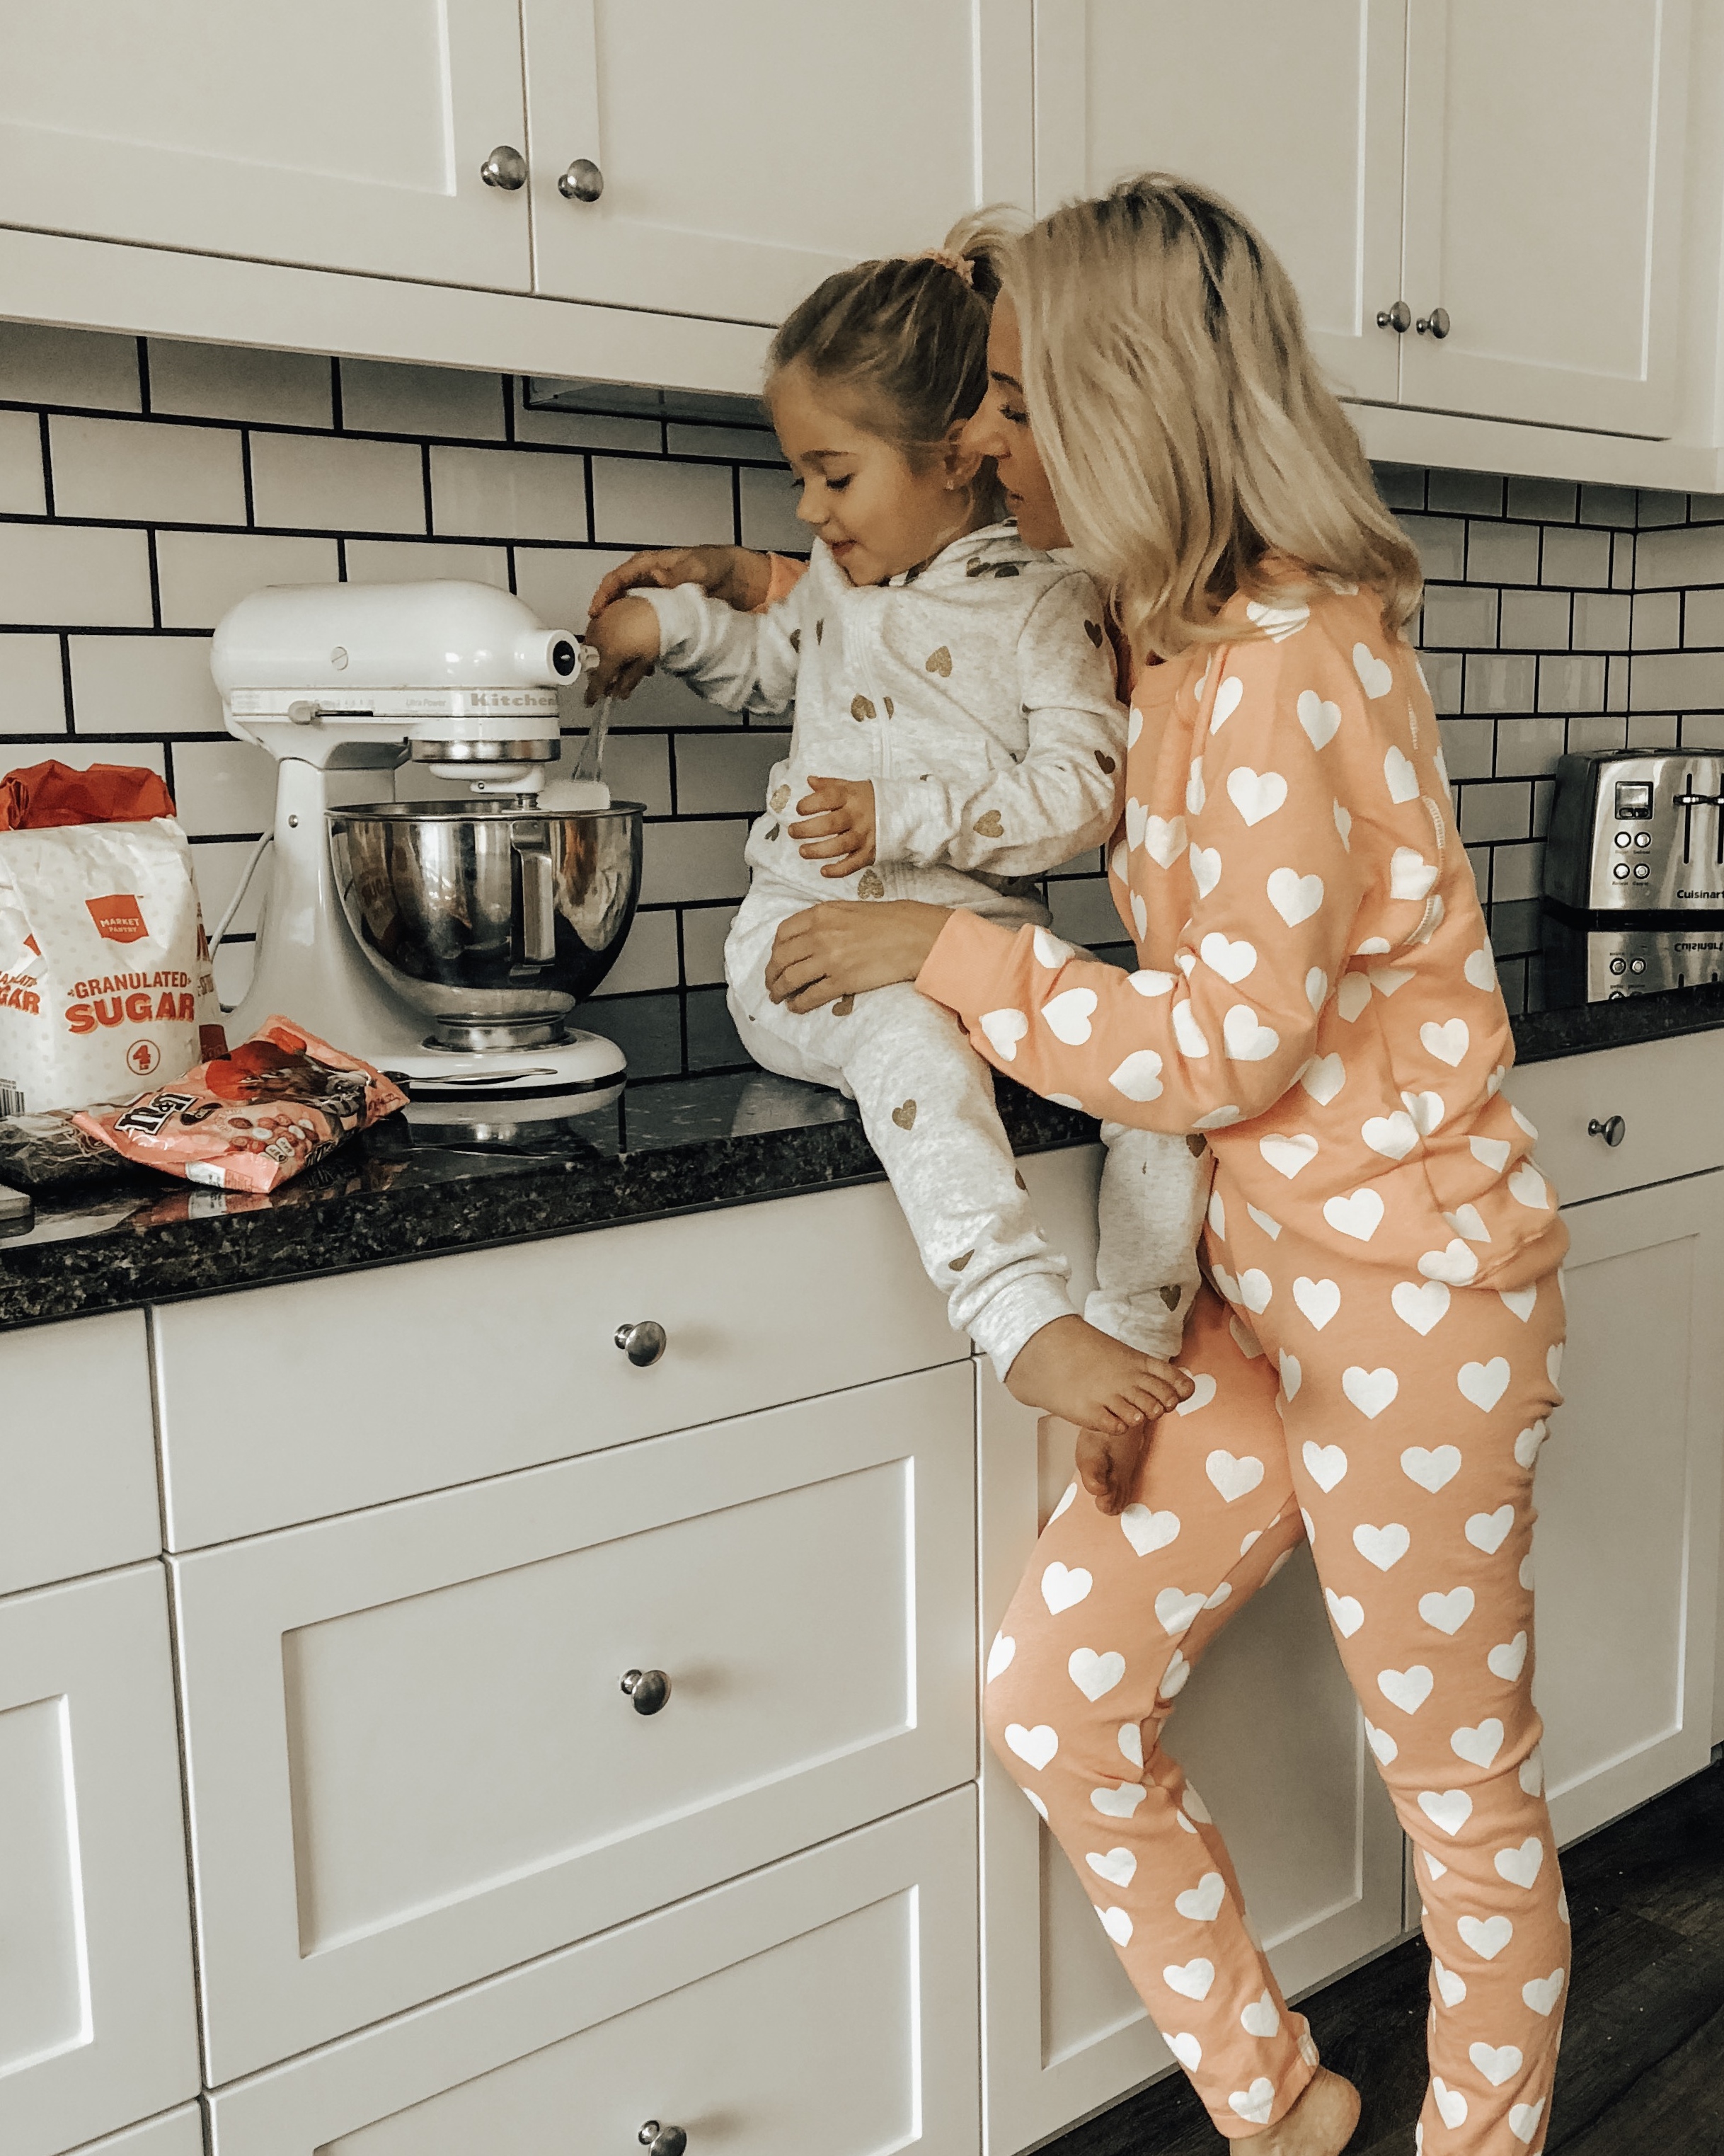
[328,799,644,1029]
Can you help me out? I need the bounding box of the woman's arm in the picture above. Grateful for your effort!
[588,546,776,620]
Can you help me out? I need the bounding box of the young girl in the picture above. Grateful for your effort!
[587,224,1207,1433]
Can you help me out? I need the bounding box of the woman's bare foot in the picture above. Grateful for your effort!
[1006,1314,1193,1434]
[1238,2068,1360,2155]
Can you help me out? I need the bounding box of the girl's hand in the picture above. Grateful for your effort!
[587,545,773,621]
[766,899,951,1011]
[790,777,876,876]
[582,595,662,704]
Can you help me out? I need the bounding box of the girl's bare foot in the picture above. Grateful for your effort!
[1238,2068,1360,2155]
[1006,1314,1193,1434]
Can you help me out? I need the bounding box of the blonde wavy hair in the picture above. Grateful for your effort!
[1001,173,1422,660]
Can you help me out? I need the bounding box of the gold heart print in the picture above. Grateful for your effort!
[858,868,885,898]
[788,629,802,652]
[769,785,790,812]
[949,1249,975,1272]
[1185,1134,1207,1159]
[815,619,824,643]
[884,697,895,717]
[892,1099,918,1130]
[764,822,780,842]
[833,994,856,1016]
[851,694,876,722]
[925,646,953,677]
[1095,750,1117,774]
[973,810,1004,837]
[1084,619,1105,647]
[1159,1285,1182,1311]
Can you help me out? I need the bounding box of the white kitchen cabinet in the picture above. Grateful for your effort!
[0,1566,200,2156]
[979,1152,1407,2155]
[0,1,533,289]
[520,0,1033,322]
[68,2109,206,2156]
[1034,0,1689,437]
[173,1363,975,2083]
[1030,0,1408,403]
[205,1791,978,2156]
[1399,0,1690,437]
[151,1178,962,1548]
[1528,1171,1724,1845]
[0,1310,160,1597]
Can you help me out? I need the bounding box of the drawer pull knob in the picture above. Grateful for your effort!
[615,1319,667,1366]
[1587,1116,1627,1147]
[559,156,605,202]
[622,1668,672,1715]
[639,2127,687,2156]
[480,144,528,191]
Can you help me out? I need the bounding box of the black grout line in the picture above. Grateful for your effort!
[35,409,52,516]
[240,432,255,529]
[135,337,151,415]
[420,441,434,536]
[57,633,72,732]
[145,530,161,629]
[329,356,344,432]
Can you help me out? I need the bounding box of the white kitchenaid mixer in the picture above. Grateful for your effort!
[210,580,643,1137]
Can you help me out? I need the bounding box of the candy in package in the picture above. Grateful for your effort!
[74,1018,406,1191]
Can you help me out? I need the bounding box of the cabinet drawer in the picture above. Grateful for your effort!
[207,1790,979,2155]
[1505,1028,1724,1208]
[173,1363,977,2082]
[0,1568,200,2156]
[153,1179,961,1548]
[71,2107,206,2156]
[0,1311,160,1594]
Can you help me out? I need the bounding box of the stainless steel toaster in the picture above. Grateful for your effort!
[1544,748,1724,914]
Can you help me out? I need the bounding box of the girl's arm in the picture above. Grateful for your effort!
[871,573,1127,876]
[636,578,806,721]
[916,617,1403,1131]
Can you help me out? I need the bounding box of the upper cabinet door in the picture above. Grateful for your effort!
[1400,0,1691,436]
[0,1,532,288]
[521,0,1035,321]
[1031,0,1408,403]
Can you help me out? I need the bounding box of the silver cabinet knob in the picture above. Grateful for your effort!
[622,1669,672,1715]
[1587,1115,1627,1147]
[639,2126,687,2156]
[1376,300,1411,332]
[481,144,528,191]
[1415,306,1452,338]
[558,157,604,202]
[615,1319,667,1366]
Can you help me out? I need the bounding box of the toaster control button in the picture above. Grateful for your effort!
[1631,958,1647,973]
[1633,863,1650,879]
[1610,956,1628,973]
[1634,832,1652,847]
[1614,862,1631,878]
[1615,830,1632,847]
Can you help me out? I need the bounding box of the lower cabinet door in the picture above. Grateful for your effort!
[205,1790,980,2156]
[69,2106,207,2155]
[982,1154,1406,2155]
[173,1364,976,2082]
[0,1568,201,2156]
[1533,1172,1724,1844]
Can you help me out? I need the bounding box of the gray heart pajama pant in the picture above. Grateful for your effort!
[984,1203,1570,2151]
[723,889,1211,1374]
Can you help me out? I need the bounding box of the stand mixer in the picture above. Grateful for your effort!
[209,580,643,1138]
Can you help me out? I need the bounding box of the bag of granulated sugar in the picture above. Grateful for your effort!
[0,766,225,1114]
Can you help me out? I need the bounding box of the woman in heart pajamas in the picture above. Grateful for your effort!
[756,177,1574,2154]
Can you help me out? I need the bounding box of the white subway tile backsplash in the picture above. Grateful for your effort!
[1498,589,1570,650]
[1580,484,1636,527]
[1464,653,1536,713]
[514,384,659,452]
[1420,585,1498,649]
[513,545,609,628]
[340,359,506,442]
[1633,520,1724,590]
[1631,590,1681,649]
[1419,649,1463,714]
[431,444,587,542]
[190,837,274,938]
[249,431,426,534]
[1459,781,1532,843]
[156,530,339,631]
[171,738,277,836]
[1536,653,1604,713]
[50,415,245,526]
[69,634,223,734]
[0,522,153,626]
[1539,524,1611,590]
[1488,840,1544,901]
[674,730,788,814]
[1685,587,1724,647]
[1628,648,1724,712]
[739,465,809,554]
[148,340,333,428]
[1428,469,1504,517]
[1570,590,1631,650]
[642,818,749,904]
[1493,716,1566,777]
[0,636,66,733]
[590,456,734,547]
[1438,717,1495,779]
[590,907,679,996]
[1565,713,1627,755]
[1399,515,1465,583]
[1678,713,1724,750]
[578,730,672,815]
[0,409,45,514]
[344,539,509,587]
[667,424,780,462]
[1466,521,1539,585]
[1507,476,1577,523]
[0,323,139,413]
[1636,488,1687,528]
[680,903,737,987]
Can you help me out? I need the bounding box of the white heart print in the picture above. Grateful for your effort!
[1296,689,1341,747]
[1117,1721,1144,1770]
[1042,987,1098,1045]
[1302,1440,1348,1492]
[1110,1050,1165,1102]
[1325,1588,1365,1637]
[1222,1004,1280,1061]
[1514,1421,1547,1469]
[1247,1203,1282,1239]
[1175,1871,1226,1922]
[1050,1481,1077,1525]
[1363,1110,1420,1161]
[1466,1504,1515,1554]
[1378,1663,1435,1714]
[1519,1749,1544,1796]
[1228,2080,1275,2127]
[1458,1914,1514,1961]
[1432,2078,1469,2128]
[1237,1268,1272,1313]
[1342,1363,1399,1417]
[1268,866,1325,924]
[1163,1956,1216,2001]
[1130,891,1149,939]
[1433,1957,1468,2008]
[1086,1845,1137,1888]
[1173,1002,1211,1058]
[1100,1905,1133,1945]
[1488,1632,1529,1681]
[1459,1357,1511,1411]
[1464,943,1498,991]
[1354,1521,1411,1571]
[1354,642,1394,698]
[1042,1561,1093,1614]
[1091,1781,1148,1818]
[1206,1450,1265,1502]
[1069,1646,1127,1701]
[1127,705,1144,747]
[1522,1969,1565,2017]
[986,1632,1016,1682]
[1384,745,1420,803]
[1160,1649,1192,1699]
[1499,1281,1538,1321]
[1124,797,1149,850]
[1005,1722,1059,1771]
[1186,759,1205,813]
[1420,1586,1476,1635]
[1293,1275,1342,1329]
[1200,931,1257,982]
[1419,1239,1479,1285]
[1145,813,1188,868]
[1401,1443,1461,1492]
[1226,765,1289,825]
[1306,966,1331,1013]
[1260,1132,1319,1179]
[1299,1053,1345,1105]
[1336,972,1372,1023]
[1189,843,1222,897]
[1420,1017,1471,1067]
[1156,1586,1206,1636]
[1392,1280,1452,1336]
[1246,597,1309,641]
[980,1007,1028,1062]
[1365,1719,1398,1764]
[1241,1990,1281,2038]
[1470,2043,1524,2088]
[1471,1135,1512,1174]
[1169,2031,1203,2072]
[1326,1188,1386,1242]
[1510,2099,1545,2144]
[1176,1372,1217,1416]
[1334,798,1353,849]
[1495,1836,1544,1889]
[1389,844,1439,901]
[1418,1787,1474,1836]
[1211,675,1244,728]
[1121,1504,1180,1556]
[1450,1716,1505,1768]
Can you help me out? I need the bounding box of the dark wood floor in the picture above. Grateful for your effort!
[1044,1752,1724,2155]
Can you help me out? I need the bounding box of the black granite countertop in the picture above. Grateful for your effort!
[2,898,1720,1334]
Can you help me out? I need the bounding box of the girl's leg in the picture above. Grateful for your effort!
[1217,1203,1569,2155]
[984,1286,1323,2139]
[1085,1120,1213,1355]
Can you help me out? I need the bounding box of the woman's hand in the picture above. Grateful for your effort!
[587,545,773,621]
[582,595,662,704]
[790,777,876,877]
[766,900,952,1011]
